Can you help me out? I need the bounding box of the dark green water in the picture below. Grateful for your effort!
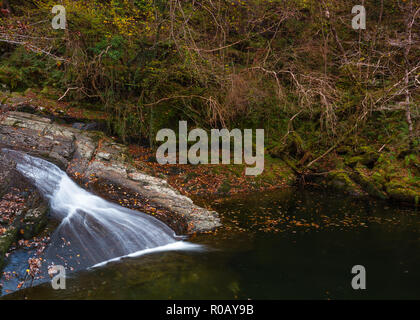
[3,188,420,299]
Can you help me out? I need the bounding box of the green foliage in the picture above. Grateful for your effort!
[0,0,417,151]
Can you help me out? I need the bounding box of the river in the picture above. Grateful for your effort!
[2,175,419,299]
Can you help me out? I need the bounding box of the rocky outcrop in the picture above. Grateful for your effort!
[0,154,49,271]
[318,165,419,207]
[0,111,221,234]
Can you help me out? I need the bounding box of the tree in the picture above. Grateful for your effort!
[386,0,419,149]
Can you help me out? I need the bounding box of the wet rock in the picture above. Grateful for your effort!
[320,163,419,207]
[86,160,128,178]
[0,227,16,270]
[350,167,388,200]
[72,122,98,131]
[83,123,98,131]
[0,156,49,271]
[325,170,365,196]
[386,182,420,206]
[0,112,75,168]
[345,151,379,169]
[72,123,85,130]
[97,152,112,161]
[0,111,221,234]
[128,171,167,185]
[19,194,49,240]
[86,166,221,234]
[0,154,14,198]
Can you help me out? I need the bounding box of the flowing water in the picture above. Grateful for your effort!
[1,151,420,299]
[0,149,200,274]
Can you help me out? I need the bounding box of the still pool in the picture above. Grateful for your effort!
[2,188,420,299]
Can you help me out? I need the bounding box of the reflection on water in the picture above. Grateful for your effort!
[3,188,420,299]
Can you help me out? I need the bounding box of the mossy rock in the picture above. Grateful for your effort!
[40,86,60,99]
[346,136,367,148]
[385,182,420,206]
[336,145,352,155]
[403,154,420,176]
[326,170,363,195]
[350,168,387,200]
[0,227,18,271]
[18,204,49,240]
[359,146,375,154]
[345,156,365,168]
[376,153,393,167]
[371,170,388,186]
[269,132,305,159]
[345,151,379,168]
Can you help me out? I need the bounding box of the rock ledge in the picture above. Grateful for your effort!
[0,111,221,234]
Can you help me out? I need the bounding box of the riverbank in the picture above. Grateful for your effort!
[0,108,221,236]
[1,90,419,207]
[0,104,418,295]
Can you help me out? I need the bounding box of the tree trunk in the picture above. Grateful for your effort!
[405,70,414,149]
[404,0,415,149]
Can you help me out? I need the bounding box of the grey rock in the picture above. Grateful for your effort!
[97,152,112,161]
[0,111,221,234]
[72,122,85,130]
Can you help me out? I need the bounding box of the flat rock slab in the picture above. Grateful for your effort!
[0,111,221,234]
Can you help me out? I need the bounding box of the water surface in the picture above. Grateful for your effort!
[3,188,419,299]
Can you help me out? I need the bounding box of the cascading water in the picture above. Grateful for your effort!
[2,149,201,271]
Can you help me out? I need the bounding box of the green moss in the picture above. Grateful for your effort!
[345,156,365,168]
[336,146,352,155]
[360,146,375,154]
[0,227,18,271]
[371,170,388,185]
[326,170,362,195]
[40,86,60,99]
[87,131,106,142]
[269,132,305,159]
[19,205,49,240]
[386,182,420,206]
[345,147,379,168]
[351,168,387,200]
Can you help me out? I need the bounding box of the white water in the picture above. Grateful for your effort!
[2,149,202,269]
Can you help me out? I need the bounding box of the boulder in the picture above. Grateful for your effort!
[0,111,221,235]
[0,156,49,271]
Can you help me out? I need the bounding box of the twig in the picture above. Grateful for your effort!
[58,87,79,101]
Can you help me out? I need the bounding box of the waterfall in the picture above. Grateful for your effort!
[2,149,201,270]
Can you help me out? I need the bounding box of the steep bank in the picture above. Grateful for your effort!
[299,148,420,207]
[1,106,418,210]
[0,0,418,208]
